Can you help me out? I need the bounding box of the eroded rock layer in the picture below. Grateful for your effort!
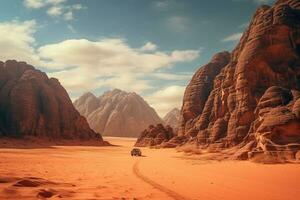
[135,124,175,147]
[0,60,102,141]
[177,0,300,161]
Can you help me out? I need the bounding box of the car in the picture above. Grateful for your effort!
[131,148,142,156]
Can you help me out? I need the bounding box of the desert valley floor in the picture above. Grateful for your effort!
[0,137,299,200]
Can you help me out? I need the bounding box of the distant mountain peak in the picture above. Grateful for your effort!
[163,108,180,131]
[74,89,162,137]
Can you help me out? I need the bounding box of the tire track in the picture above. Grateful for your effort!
[132,160,191,200]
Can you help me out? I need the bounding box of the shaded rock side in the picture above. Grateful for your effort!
[0,60,102,141]
[177,0,300,161]
[74,89,162,137]
[135,124,175,147]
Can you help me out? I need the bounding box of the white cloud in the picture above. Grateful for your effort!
[48,69,153,95]
[0,20,41,66]
[38,38,199,72]
[24,0,45,8]
[72,4,84,10]
[47,6,63,16]
[0,19,199,114]
[24,0,45,9]
[141,42,157,51]
[24,0,66,9]
[23,0,84,21]
[145,85,185,117]
[222,32,243,42]
[38,38,199,95]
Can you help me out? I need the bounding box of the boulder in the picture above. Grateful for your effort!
[135,124,174,147]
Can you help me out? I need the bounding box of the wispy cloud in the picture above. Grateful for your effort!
[47,6,63,16]
[239,22,249,29]
[145,85,185,117]
[23,0,85,21]
[221,32,243,42]
[149,72,192,81]
[140,42,157,51]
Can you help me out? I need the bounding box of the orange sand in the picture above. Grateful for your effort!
[0,137,299,200]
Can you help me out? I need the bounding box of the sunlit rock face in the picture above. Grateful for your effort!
[177,0,300,161]
[163,108,180,132]
[0,60,102,141]
[74,89,162,137]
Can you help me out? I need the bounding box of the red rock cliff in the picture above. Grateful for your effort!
[0,60,102,141]
[178,0,300,160]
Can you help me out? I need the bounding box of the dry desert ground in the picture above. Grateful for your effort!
[0,137,299,200]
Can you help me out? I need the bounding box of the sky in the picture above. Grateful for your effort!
[0,0,275,117]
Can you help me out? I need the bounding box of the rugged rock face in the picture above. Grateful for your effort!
[135,124,175,147]
[179,51,231,137]
[0,60,103,141]
[177,0,300,161]
[163,108,180,131]
[74,89,162,137]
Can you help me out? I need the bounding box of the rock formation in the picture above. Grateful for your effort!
[174,0,300,162]
[74,89,162,137]
[163,108,180,132]
[0,60,103,142]
[135,124,175,147]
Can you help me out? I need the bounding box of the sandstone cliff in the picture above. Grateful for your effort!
[74,89,162,137]
[0,60,103,142]
[135,124,175,147]
[175,0,300,162]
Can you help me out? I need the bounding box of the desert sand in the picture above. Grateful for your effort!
[0,137,299,200]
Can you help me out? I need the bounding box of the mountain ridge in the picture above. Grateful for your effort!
[74,89,163,137]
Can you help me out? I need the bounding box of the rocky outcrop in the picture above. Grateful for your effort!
[163,108,180,132]
[0,60,103,142]
[179,51,231,137]
[176,0,300,162]
[135,124,175,147]
[74,89,162,137]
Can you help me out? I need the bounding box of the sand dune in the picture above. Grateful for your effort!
[0,137,299,200]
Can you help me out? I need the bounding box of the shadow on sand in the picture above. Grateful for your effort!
[0,137,113,149]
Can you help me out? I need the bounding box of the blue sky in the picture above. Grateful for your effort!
[0,0,275,116]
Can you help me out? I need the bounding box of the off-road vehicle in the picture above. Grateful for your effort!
[131,148,142,156]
